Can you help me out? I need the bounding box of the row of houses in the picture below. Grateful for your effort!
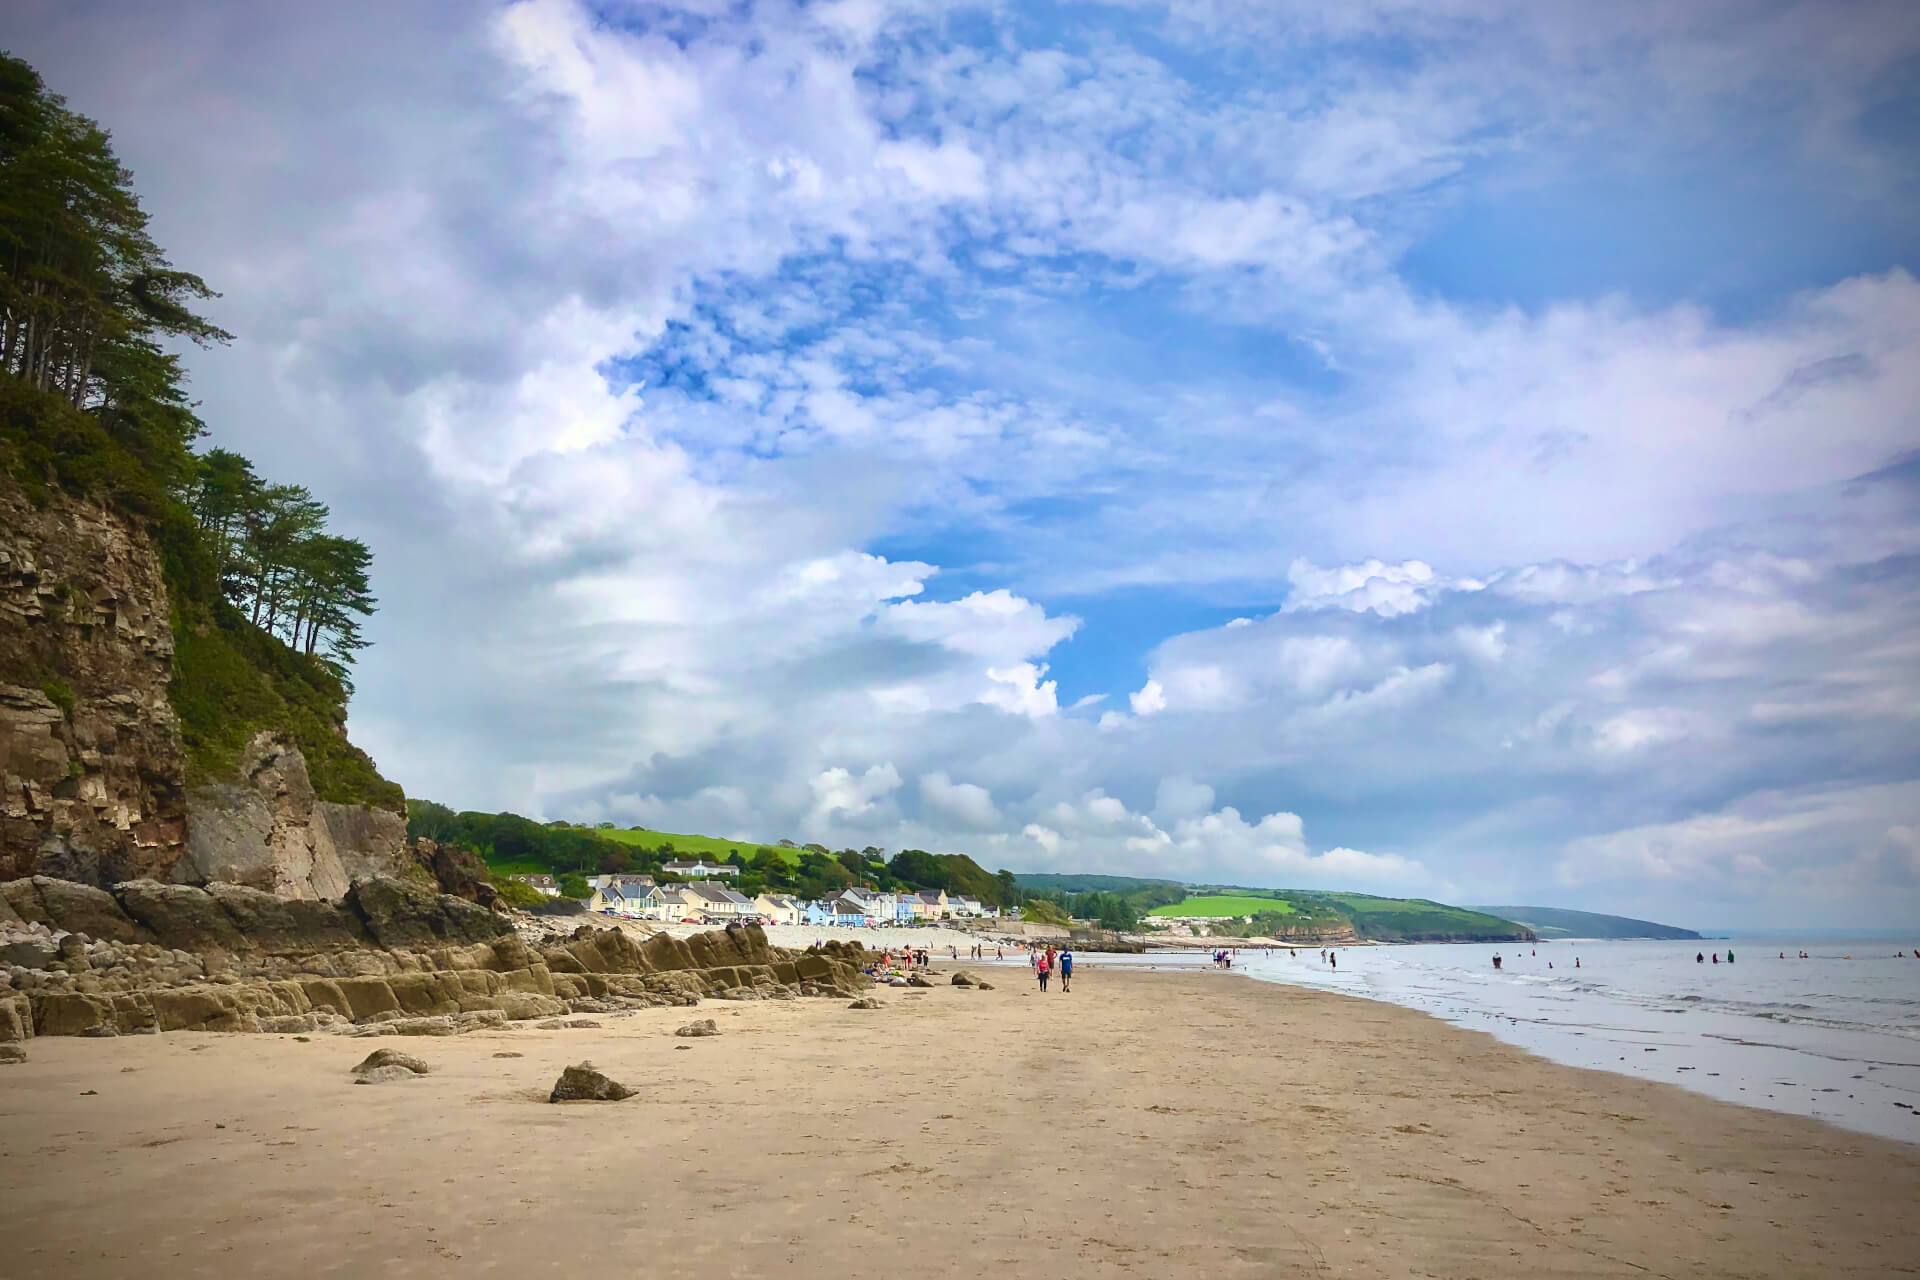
[510,872,998,926]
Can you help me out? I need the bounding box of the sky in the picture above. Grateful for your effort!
[8,0,1920,929]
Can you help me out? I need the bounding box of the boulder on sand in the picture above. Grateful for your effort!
[848,997,882,1010]
[0,1043,25,1064]
[550,1061,634,1102]
[951,970,981,986]
[674,1018,720,1037]
[351,1047,431,1081]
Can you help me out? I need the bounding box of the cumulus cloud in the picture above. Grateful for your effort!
[8,0,1917,927]
[918,771,1002,830]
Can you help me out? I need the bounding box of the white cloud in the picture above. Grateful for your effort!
[808,763,903,828]
[10,0,1916,928]
[919,771,1003,829]
[1129,679,1166,716]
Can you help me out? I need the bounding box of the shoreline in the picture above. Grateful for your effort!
[4,965,1915,1278]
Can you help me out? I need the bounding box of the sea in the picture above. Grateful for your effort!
[1080,938,1920,1144]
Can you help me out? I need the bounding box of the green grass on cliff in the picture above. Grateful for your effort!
[587,826,799,864]
[1148,894,1299,917]
[1,381,403,812]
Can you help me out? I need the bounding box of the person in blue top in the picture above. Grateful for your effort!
[1059,948,1074,993]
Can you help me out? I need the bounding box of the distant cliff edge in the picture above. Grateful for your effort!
[1466,906,1701,941]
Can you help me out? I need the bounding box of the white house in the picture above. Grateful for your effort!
[663,858,738,878]
[950,895,987,917]
[512,874,561,897]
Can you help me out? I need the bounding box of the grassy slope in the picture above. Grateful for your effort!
[583,826,800,865]
[1148,895,1299,917]
[1145,885,1529,941]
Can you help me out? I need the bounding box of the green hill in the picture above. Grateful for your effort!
[590,826,798,865]
[1016,872,1185,896]
[1465,906,1700,940]
[1149,888,1531,942]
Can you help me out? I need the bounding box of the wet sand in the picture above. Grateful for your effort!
[3,968,1916,1278]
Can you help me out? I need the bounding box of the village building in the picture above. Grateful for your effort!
[511,874,561,897]
[684,880,755,921]
[662,858,738,878]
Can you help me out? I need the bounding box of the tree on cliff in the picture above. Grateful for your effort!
[0,54,379,686]
[0,54,231,486]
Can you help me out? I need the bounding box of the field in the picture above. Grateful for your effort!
[1148,895,1299,918]
[574,826,800,865]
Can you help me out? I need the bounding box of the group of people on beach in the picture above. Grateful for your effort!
[1696,950,1735,964]
[1030,945,1072,991]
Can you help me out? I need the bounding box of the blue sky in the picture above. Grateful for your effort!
[11,0,1920,928]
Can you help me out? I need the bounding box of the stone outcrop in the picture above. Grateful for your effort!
[409,838,497,908]
[0,478,185,884]
[174,732,409,899]
[549,1061,633,1102]
[0,877,869,1044]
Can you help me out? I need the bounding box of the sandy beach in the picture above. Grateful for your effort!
[4,967,1916,1279]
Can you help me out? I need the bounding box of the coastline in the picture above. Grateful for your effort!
[4,966,1915,1278]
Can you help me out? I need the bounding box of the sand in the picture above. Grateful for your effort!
[3,967,1915,1278]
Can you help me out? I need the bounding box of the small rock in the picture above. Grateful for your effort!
[951,970,980,987]
[674,1018,721,1037]
[907,975,934,988]
[977,981,995,990]
[492,1051,524,1059]
[353,1065,420,1085]
[79,1023,119,1037]
[549,1061,634,1102]
[848,997,882,1010]
[0,1044,25,1064]
[351,1048,431,1080]
[536,1018,603,1030]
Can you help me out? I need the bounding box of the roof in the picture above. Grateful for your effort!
[917,889,945,903]
[686,880,753,905]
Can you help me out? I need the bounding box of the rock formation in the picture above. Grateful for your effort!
[175,732,410,898]
[0,876,869,1046]
[1,475,409,897]
[0,480,184,884]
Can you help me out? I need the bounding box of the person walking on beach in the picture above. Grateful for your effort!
[1329,951,1336,970]
[1060,948,1073,993]
[1037,953,1051,991]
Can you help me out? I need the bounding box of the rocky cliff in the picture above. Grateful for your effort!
[0,479,185,884]
[1,474,407,895]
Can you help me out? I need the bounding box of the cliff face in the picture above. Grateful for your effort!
[176,730,409,899]
[0,475,405,895]
[0,479,185,884]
